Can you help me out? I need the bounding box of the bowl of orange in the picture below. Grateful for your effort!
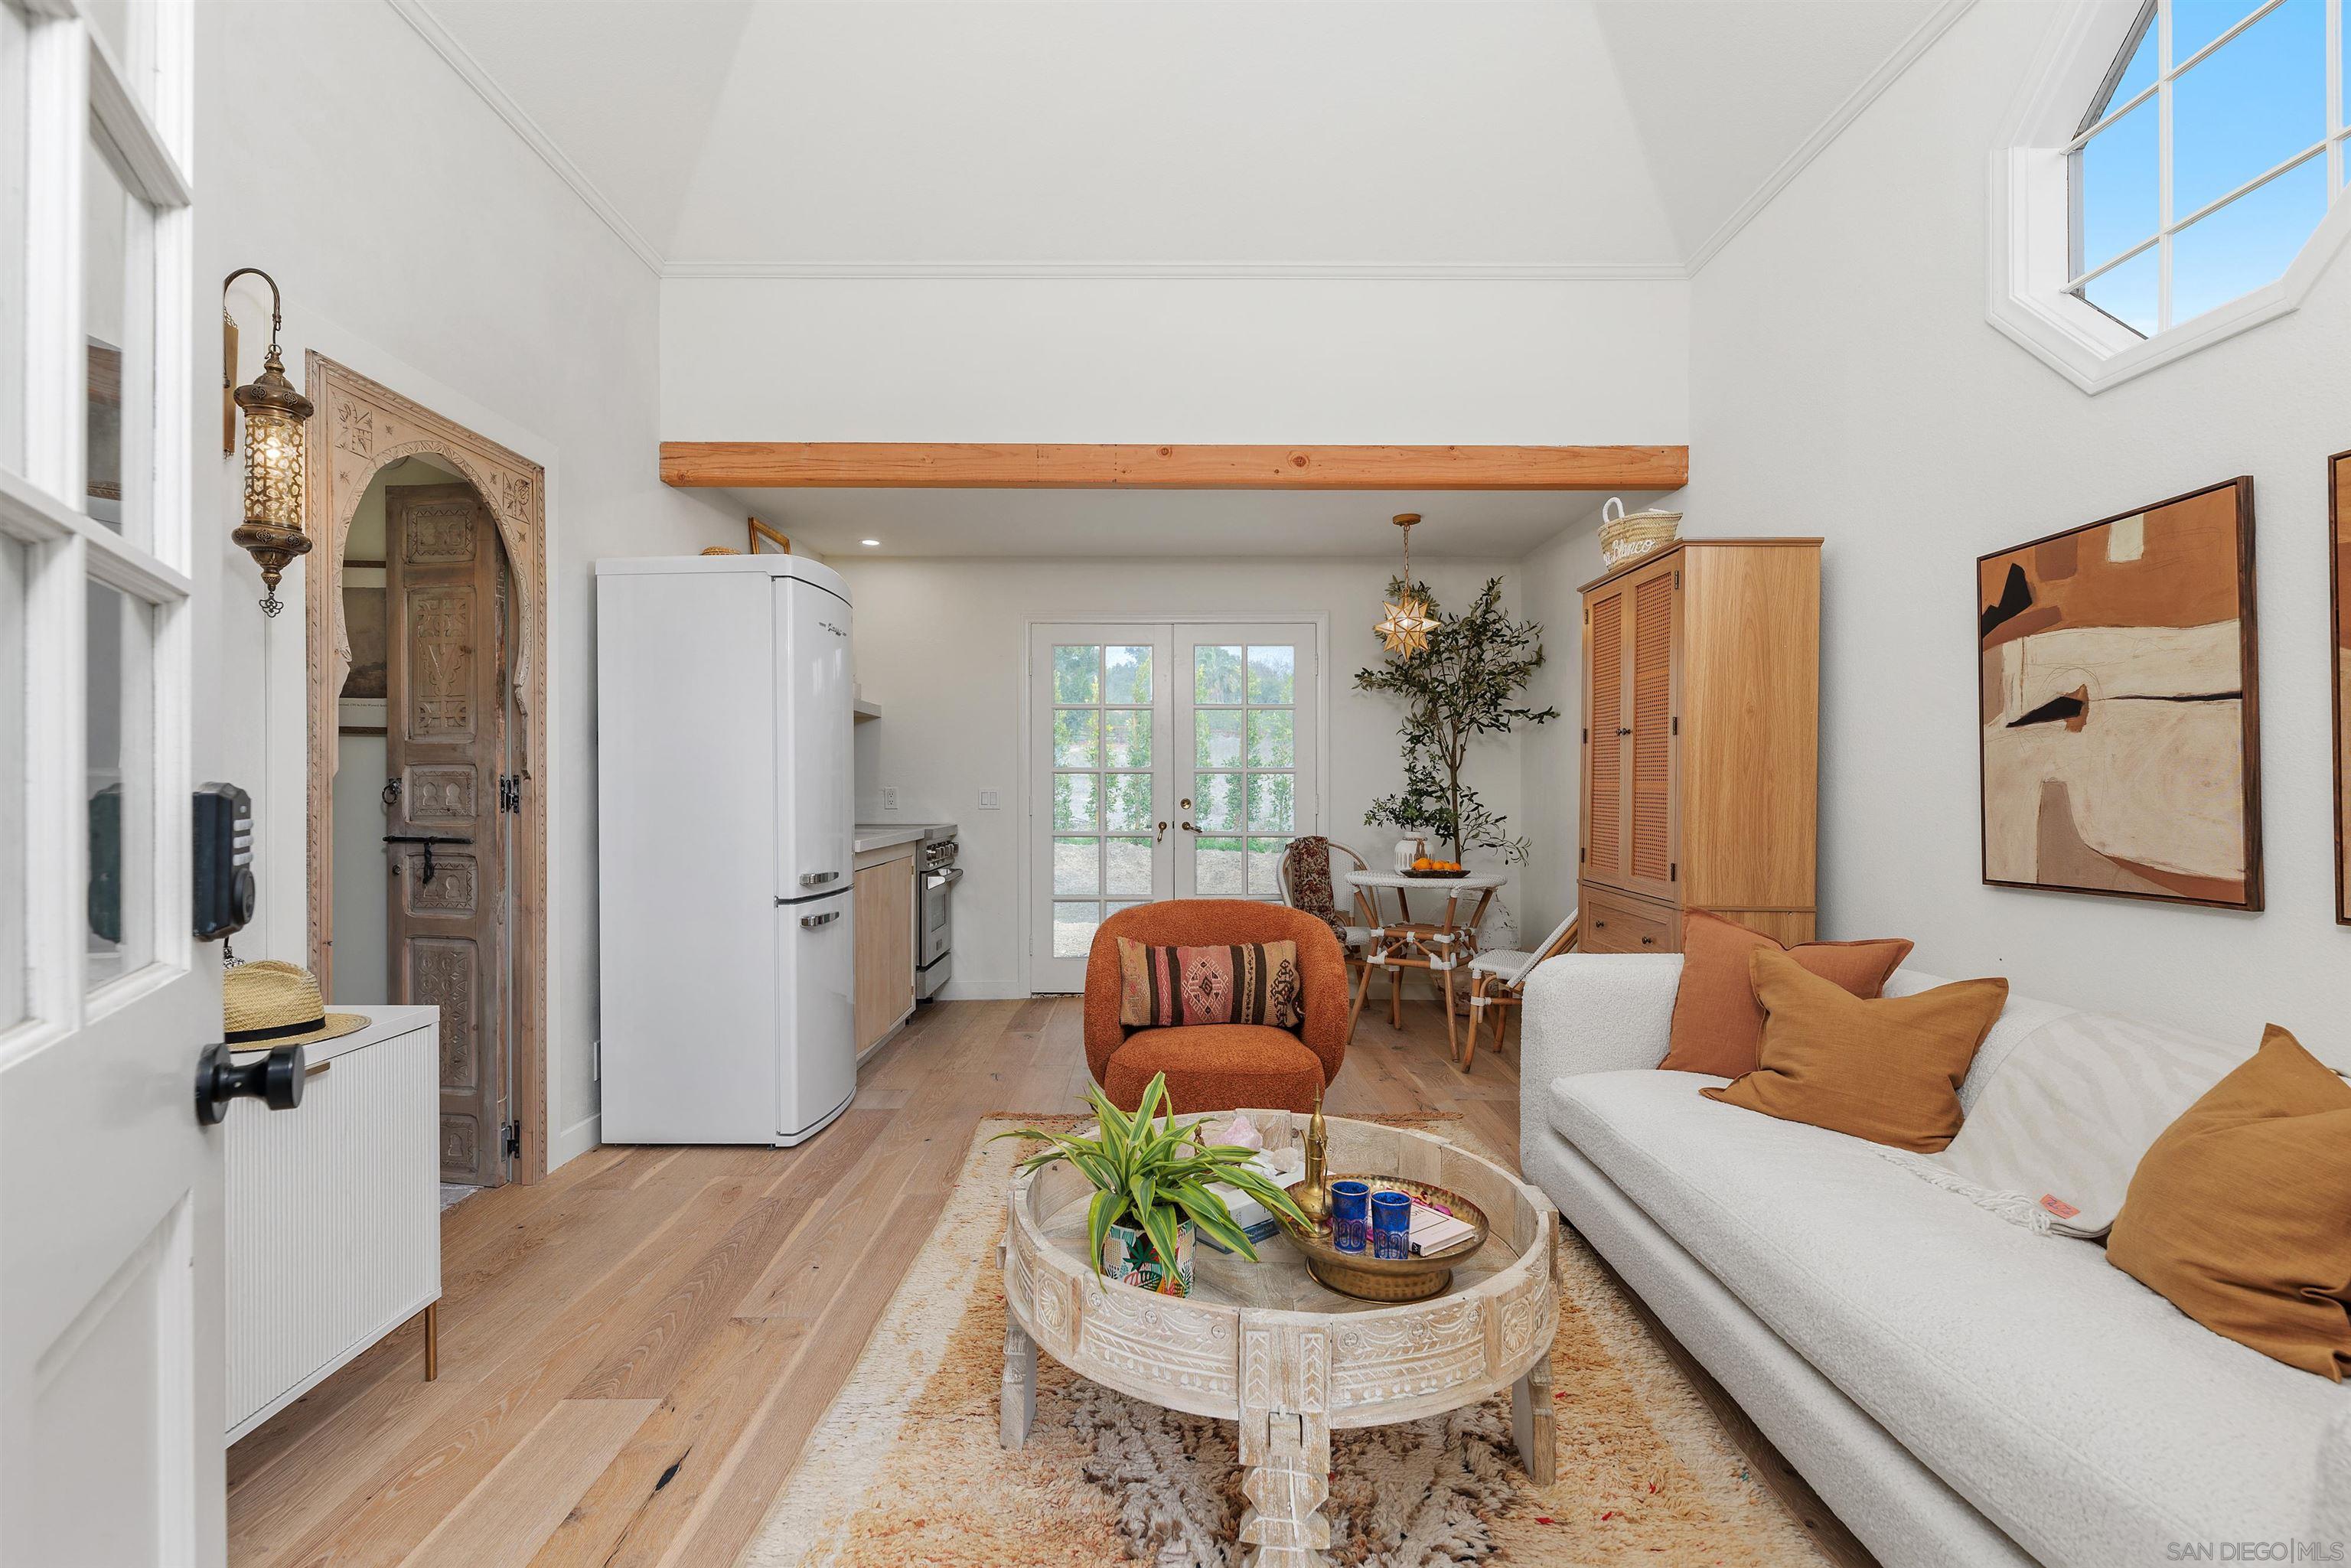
[1401,856,1470,879]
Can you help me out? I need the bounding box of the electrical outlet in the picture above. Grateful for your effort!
[882,785,898,811]
[979,789,1002,810]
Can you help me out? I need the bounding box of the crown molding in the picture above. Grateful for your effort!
[1685,0,1977,275]
[389,0,667,275]
[657,259,1691,282]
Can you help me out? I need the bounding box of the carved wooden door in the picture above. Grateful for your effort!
[385,484,509,1186]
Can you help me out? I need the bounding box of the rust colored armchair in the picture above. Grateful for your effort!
[1084,900,1351,1115]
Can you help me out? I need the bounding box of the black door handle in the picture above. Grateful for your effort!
[384,833,471,885]
[194,1041,306,1126]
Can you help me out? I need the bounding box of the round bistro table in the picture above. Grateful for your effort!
[1344,869,1508,1055]
[999,1111,1560,1567]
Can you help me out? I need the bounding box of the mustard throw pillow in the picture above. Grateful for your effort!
[1702,948,2007,1152]
[2106,1025,2351,1381]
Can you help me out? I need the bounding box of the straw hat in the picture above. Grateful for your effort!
[223,960,368,1051]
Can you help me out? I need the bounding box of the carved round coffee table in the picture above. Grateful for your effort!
[999,1112,1560,1568]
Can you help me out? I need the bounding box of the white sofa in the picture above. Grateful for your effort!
[1519,953,2351,1568]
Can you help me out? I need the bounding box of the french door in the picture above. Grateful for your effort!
[0,2,222,1565]
[1030,621,1319,990]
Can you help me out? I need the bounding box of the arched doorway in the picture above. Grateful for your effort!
[303,355,549,1184]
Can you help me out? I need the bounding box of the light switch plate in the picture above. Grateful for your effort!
[979,789,1002,810]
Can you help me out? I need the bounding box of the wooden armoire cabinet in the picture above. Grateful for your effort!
[1578,539,1821,953]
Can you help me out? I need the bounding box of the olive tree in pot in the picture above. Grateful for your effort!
[1358,575,1557,868]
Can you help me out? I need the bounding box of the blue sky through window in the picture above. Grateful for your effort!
[2072,0,2344,336]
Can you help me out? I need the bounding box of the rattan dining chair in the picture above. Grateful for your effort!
[1459,908,1580,1074]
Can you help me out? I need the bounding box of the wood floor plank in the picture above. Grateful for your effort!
[230,996,1874,1568]
[400,1398,657,1568]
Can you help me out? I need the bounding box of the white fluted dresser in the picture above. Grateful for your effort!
[224,1005,442,1441]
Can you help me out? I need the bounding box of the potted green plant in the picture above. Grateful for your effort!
[995,1074,1309,1296]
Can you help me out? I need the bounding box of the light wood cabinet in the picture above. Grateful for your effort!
[1578,540,1821,952]
[853,846,917,1058]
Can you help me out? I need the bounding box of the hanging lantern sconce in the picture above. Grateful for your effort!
[222,269,312,616]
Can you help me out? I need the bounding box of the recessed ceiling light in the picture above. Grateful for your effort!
[861,539,881,547]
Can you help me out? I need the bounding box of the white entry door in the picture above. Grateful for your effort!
[1030,622,1319,991]
[0,5,222,1565]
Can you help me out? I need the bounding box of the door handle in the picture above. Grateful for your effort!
[1155,820,1169,843]
[1179,820,1201,833]
[799,869,840,888]
[800,909,840,929]
[194,1041,306,1126]
[384,833,472,886]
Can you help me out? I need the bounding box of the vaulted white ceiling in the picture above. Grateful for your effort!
[403,0,1959,275]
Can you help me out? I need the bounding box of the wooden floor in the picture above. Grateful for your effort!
[226,993,1873,1568]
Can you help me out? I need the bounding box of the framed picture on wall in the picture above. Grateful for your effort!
[1977,478,2261,910]
[2333,451,2349,925]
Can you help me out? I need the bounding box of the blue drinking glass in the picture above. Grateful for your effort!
[1329,1180,1371,1253]
[1371,1190,1412,1260]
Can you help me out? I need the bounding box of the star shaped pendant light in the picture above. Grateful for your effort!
[1374,513,1440,654]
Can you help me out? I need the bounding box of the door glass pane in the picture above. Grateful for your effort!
[1104,836,1153,895]
[86,579,153,989]
[1246,709,1293,768]
[2173,0,2269,63]
[1052,901,1100,958]
[2171,155,2328,321]
[0,540,24,1027]
[1053,645,1100,704]
[0,4,26,474]
[1246,773,1295,833]
[1246,645,1295,704]
[1052,771,1097,830]
[1247,837,1290,898]
[1105,646,1152,704]
[1053,836,1099,895]
[84,123,154,543]
[1052,708,1097,767]
[1103,771,1152,832]
[1193,771,1241,830]
[1195,644,1243,704]
[1195,836,1245,895]
[2171,0,2324,217]
[1103,709,1149,767]
[1195,709,1241,767]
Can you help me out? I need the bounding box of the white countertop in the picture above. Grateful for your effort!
[852,826,928,854]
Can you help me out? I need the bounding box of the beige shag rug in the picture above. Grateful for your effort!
[744,1115,1837,1568]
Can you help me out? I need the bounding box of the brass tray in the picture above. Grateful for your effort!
[1278,1175,1490,1302]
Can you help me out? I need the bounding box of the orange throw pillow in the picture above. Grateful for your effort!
[1702,949,2007,1152]
[2106,1025,2351,1381]
[1662,911,1915,1077]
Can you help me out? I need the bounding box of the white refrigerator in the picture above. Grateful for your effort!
[595,553,857,1145]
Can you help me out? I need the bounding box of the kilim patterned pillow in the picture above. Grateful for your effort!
[1116,937,1304,1031]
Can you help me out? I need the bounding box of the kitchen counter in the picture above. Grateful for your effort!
[852,825,928,855]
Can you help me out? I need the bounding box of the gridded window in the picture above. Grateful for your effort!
[1191,643,1297,902]
[1050,643,1154,957]
[2070,0,2347,335]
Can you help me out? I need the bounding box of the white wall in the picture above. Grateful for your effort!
[662,277,1688,444]
[838,555,1569,996]
[1513,518,1608,948]
[195,2,739,1167]
[1681,0,2351,1064]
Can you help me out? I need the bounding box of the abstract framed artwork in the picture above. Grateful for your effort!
[2332,451,2349,924]
[1978,478,2261,910]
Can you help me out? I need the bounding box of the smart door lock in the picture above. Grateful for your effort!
[192,782,256,940]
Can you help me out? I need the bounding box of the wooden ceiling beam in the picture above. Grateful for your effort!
[659,442,1688,491]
